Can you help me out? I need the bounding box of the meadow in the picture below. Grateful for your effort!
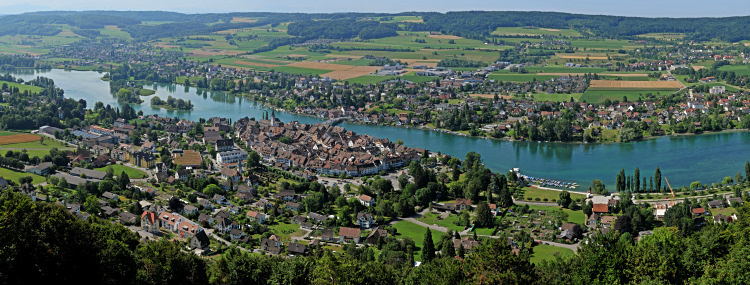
[530,244,575,264]
[392,221,444,262]
[94,164,148,179]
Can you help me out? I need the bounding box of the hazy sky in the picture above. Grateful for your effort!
[2,0,750,17]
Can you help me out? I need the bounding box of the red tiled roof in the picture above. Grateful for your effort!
[593,203,609,213]
[141,211,156,224]
[339,227,361,238]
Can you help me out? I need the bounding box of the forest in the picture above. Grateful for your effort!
[2,175,750,284]
[5,11,750,42]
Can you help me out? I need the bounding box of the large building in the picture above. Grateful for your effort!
[216,149,247,165]
[130,152,156,168]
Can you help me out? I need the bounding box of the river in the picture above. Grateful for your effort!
[9,69,750,190]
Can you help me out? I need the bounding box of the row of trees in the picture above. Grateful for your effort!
[3,189,749,284]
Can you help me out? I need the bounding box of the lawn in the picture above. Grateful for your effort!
[0,167,45,184]
[416,212,464,232]
[530,93,583,102]
[94,164,147,179]
[0,81,44,94]
[520,187,586,203]
[0,131,19,136]
[527,205,586,225]
[710,207,738,217]
[0,137,69,150]
[267,223,305,241]
[530,244,575,264]
[3,149,51,159]
[392,221,444,261]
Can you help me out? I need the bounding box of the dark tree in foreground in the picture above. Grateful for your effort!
[422,229,435,263]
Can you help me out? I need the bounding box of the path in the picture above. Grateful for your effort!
[534,239,580,251]
[513,199,560,206]
[388,208,450,233]
[205,229,258,253]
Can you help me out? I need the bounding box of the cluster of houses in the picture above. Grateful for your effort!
[234,115,424,177]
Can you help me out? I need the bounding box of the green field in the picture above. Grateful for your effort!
[527,205,586,225]
[524,66,609,73]
[529,93,583,102]
[392,221,444,261]
[710,207,738,217]
[3,149,51,159]
[94,164,147,179]
[718,64,750,76]
[267,223,305,241]
[519,187,587,202]
[0,167,45,185]
[703,82,741,91]
[580,89,675,104]
[0,131,19,136]
[637,33,686,40]
[0,137,69,150]
[570,39,636,50]
[0,81,44,94]
[271,66,333,76]
[488,74,559,82]
[492,27,582,37]
[530,244,575,264]
[416,212,465,232]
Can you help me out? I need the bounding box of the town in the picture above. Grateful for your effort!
[1,9,750,285]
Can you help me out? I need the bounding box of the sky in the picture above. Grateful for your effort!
[2,0,750,18]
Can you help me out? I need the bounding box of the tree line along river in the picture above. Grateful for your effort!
[10,69,750,190]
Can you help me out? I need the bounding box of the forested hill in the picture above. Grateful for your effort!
[3,10,750,42]
[411,11,750,42]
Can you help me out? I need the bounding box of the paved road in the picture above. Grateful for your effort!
[205,228,258,253]
[534,239,580,251]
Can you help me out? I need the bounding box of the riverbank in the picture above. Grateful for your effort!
[10,68,750,189]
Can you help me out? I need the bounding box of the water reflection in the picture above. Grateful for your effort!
[8,69,750,189]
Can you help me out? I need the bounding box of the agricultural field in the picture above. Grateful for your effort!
[0,167,45,185]
[271,66,334,76]
[570,39,635,50]
[524,66,608,74]
[94,164,148,179]
[530,244,575,264]
[0,134,40,146]
[554,52,610,60]
[0,135,69,149]
[491,27,582,37]
[718,64,750,76]
[588,80,683,90]
[580,89,673,104]
[487,74,559,82]
[636,33,686,40]
[392,221,443,261]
